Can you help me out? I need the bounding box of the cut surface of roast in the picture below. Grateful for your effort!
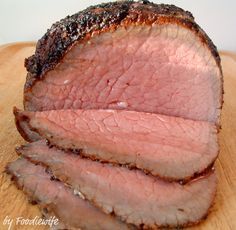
[24,1,222,124]
[9,1,223,228]
[6,158,130,230]
[17,140,217,228]
[14,108,218,180]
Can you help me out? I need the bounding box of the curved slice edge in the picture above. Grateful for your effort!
[13,107,219,182]
[5,157,132,230]
[15,140,217,229]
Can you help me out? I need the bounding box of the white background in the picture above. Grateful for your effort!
[0,0,235,51]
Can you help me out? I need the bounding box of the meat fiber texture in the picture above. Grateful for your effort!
[6,158,131,230]
[23,0,223,125]
[14,108,218,181]
[16,140,217,229]
[7,0,223,228]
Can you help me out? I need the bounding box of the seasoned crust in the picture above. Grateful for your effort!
[13,106,41,142]
[13,107,219,183]
[13,145,217,229]
[24,0,221,92]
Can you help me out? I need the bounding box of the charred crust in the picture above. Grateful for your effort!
[13,107,43,142]
[16,139,216,184]
[13,107,33,142]
[24,0,221,93]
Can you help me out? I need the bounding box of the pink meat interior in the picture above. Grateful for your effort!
[26,24,221,123]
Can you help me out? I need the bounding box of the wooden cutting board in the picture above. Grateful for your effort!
[0,43,235,230]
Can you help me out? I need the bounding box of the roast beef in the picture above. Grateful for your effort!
[14,108,218,181]
[16,140,217,228]
[9,1,223,228]
[6,158,131,230]
[24,0,223,124]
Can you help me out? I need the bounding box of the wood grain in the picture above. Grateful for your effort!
[0,43,235,230]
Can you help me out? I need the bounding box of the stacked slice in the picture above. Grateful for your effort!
[15,108,218,181]
[7,1,223,229]
[10,140,216,228]
[7,157,130,230]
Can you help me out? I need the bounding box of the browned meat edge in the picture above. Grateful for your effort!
[9,151,217,229]
[24,0,222,96]
[13,107,218,184]
[5,162,135,230]
[5,164,54,216]
[14,107,41,142]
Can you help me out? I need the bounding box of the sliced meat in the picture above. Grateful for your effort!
[17,140,217,228]
[24,1,222,124]
[6,158,131,230]
[14,108,218,181]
